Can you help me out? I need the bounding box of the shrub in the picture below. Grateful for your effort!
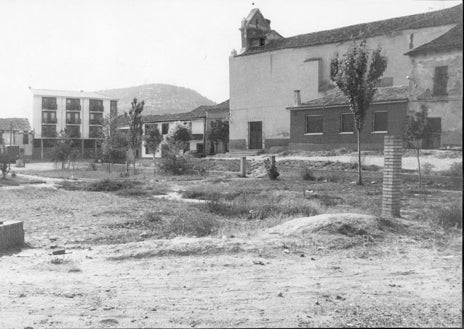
[264,158,279,180]
[434,203,462,229]
[444,162,462,177]
[422,162,435,176]
[165,215,218,237]
[10,171,16,178]
[143,212,163,223]
[301,168,316,181]
[86,179,140,192]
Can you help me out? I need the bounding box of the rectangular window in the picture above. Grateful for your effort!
[373,111,388,132]
[110,100,118,117]
[66,98,81,111]
[89,112,103,125]
[305,115,323,134]
[42,111,57,124]
[89,126,103,138]
[66,126,81,138]
[89,99,104,112]
[42,97,57,110]
[66,112,81,124]
[162,123,169,134]
[42,125,57,137]
[340,113,354,133]
[23,134,29,144]
[145,124,158,135]
[433,66,448,96]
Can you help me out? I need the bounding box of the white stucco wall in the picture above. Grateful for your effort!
[229,24,455,149]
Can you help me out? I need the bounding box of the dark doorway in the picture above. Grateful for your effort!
[249,121,262,149]
[424,117,442,149]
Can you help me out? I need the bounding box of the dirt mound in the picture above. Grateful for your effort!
[264,213,378,237]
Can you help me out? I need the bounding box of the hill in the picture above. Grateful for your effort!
[96,83,216,115]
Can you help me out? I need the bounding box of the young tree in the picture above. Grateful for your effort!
[405,106,430,188]
[125,98,144,175]
[207,120,229,154]
[0,150,11,179]
[330,40,388,185]
[143,126,163,177]
[52,129,74,170]
[161,122,192,175]
[101,114,127,173]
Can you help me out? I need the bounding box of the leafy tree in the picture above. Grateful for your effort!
[161,122,192,175]
[52,129,75,170]
[125,98,144,175]
[143,126,163,177]
[330,40,388,185]
[101,114,128,172]
[404,105,430,188]
[207,120,229,154]
[0,150,12,179]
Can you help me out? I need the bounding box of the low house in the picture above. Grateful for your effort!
[141,100,229,158]
[405,24,462,148]
[287,86,409,151]
[0,118,34,158]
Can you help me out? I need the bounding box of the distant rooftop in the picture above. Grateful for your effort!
[289,85,408,109]
[30,88,117,100]
[406,23,463,56]
[0,118,31,131]
[143,100,229,123]
[241,4,462,56]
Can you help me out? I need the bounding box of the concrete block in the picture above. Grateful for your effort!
[0,221,24,250]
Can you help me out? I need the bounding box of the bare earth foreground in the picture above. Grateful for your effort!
[0,162,462,328]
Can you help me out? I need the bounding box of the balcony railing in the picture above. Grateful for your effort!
[66,128,81,138]
[42,118,57,124]
[89,105,104,112]
[41,126,57,138]
[66,118,81,125]
[42,103,57,110]
[89,118,103,125]
[66,104,81,111]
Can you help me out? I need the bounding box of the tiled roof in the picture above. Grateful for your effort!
[143,100,229,123]
[406,24,463,56]
[241,4,462,56]
[291,85,408,109]
[0,118,31,131]
[30,88,117,100]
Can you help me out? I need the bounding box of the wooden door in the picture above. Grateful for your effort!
[249,121,262,149]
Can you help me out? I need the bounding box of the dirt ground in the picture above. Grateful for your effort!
[0,160,462,328]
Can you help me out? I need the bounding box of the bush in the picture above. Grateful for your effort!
[86,179,140,192]
[10,171,16,178]
[434,202,462,229]
[444,162,462,177]
[165,214,218,237]
[301,168,316,181]
[264,158,279,180]
[422,162,435,176]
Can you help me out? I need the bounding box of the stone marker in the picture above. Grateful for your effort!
[240,157,247,177]
[0,220,25,250]
[382,135,402,218]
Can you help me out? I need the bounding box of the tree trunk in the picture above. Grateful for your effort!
[153,154,156,177]
[416,147,422,188]
[356,128,363,185]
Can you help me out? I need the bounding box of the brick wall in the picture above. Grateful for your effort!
[290,102,408,150]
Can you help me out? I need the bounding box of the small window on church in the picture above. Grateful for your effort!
[259,38,265,47]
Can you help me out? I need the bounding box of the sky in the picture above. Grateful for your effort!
[0,0,460,122]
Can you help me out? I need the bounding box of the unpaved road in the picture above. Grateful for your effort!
[1,242,461,328]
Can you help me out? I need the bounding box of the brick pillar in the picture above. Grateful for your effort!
[382,135,402,218]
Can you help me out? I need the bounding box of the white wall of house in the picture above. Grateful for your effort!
[229,24,455,149]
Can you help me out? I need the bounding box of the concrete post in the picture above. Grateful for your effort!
[0,221,24,250]
[240,157,247,177]
[40,139,44,160]
[270,155,276,167]
[382,135,402,218]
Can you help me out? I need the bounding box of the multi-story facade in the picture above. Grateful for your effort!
[30,89,118,159]
[406,24,462,148]
[229,5,462,151]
